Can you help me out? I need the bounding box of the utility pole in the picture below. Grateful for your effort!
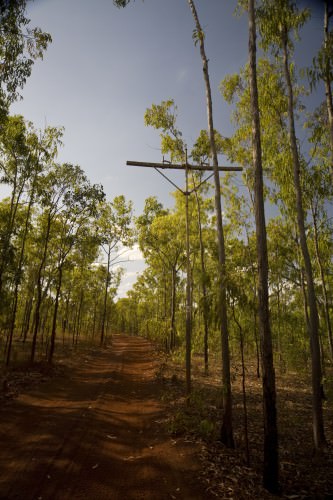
[127,158,242,396]
[184,150,191,396]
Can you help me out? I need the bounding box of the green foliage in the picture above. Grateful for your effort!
[0,0,51,117]
[192,28,205,46]
[0,113,138,363]
[307,28,333,91]
[167,389,217,440]
[144,100,185,162]
[191,129,225,164]
[0,0,331,420]
[257,0,310,54]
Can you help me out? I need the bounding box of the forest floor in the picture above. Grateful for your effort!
[0,335,332,499]
[159,351,333,499]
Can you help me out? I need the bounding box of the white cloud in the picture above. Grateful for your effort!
[115,244,146,298]
[176,67,188,83]
[120,244,145,262]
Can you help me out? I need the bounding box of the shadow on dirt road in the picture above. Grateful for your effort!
[0,334,210,500]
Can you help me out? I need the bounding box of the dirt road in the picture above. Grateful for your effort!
[0,335,209,499]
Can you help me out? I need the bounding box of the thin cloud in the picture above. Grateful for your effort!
[176,67,188,83]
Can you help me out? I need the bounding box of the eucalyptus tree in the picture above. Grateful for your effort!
[266,216,307,367]
[30,163,104,363]
[0,119,62,341]
[304,166,333,362]
[191,130,224,374]
[63,263,109,344]
[46,165,104,363]
[148,214,184,350]
[0,0,51,119]
[305,107,333,361]
[187,0,234,448]
[224,233,254,466]
[307,0,333,179]
[247,0,279,490]
[0,197,27,339]
[221,176,261,376]
[0,115,32,302]
[98,195,133,346]
[29,159,69,362]
[5,123,62,365]
[144,100,192,356]
[113,297,132,333]
[258,0,326,451]
[136,197,185,350]
[60,229,101,346]
[124,269,163,342]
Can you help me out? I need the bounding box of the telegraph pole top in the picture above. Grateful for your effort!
[126,160,242,172]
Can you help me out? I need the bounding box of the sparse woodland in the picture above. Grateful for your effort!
[1,0,333,497]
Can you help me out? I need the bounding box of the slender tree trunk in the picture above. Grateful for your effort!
[249,0,279,492]
[282,28,326,450]
[0,173,25,303]
[300,266,310,340]
[75,290,84,346]
[92,293,97,341]
[170,266,177,351]
[253,304,260,378]
[192,174,210,375]
[101,247,111,346]
[6,280,20,367]
[250,265,261,378]
[231,299,250,466]
[311,203,333,362]
[6,178,36,365]
[48,265,63,364]
[63,291,70,346]
[22,297,33,342]
[31,213,52,363]
[324,0,333,180]
[185,165,192,395]
[276,282,284,371]
[188,0,234,448]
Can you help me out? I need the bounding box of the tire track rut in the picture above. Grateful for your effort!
[0,335,211,499]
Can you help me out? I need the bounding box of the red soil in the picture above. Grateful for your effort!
[0,334,211,499]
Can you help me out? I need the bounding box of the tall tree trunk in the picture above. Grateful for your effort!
[0,172,25,304]
[170,266,177,351]
[75,290,84,346]
[231,299,250,466]
[22,297,33,342]
[188,0,234,448]
[194,182,210,375]
[282,27,326,450]
[248,0,279,492]
[48,265,63,364]
[30,213,52,363]
[92,292,97,341]
[63,291,70,346]
[311,202,333,362]
[185,164,192,395]
[6,176,36,365]
[101,247,111,346]
[324,0,333,180]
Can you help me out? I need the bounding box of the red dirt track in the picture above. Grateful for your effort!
[0,335,209,499]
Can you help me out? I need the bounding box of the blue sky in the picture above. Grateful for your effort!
[11,0,250,210]
[8,0,325,296]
